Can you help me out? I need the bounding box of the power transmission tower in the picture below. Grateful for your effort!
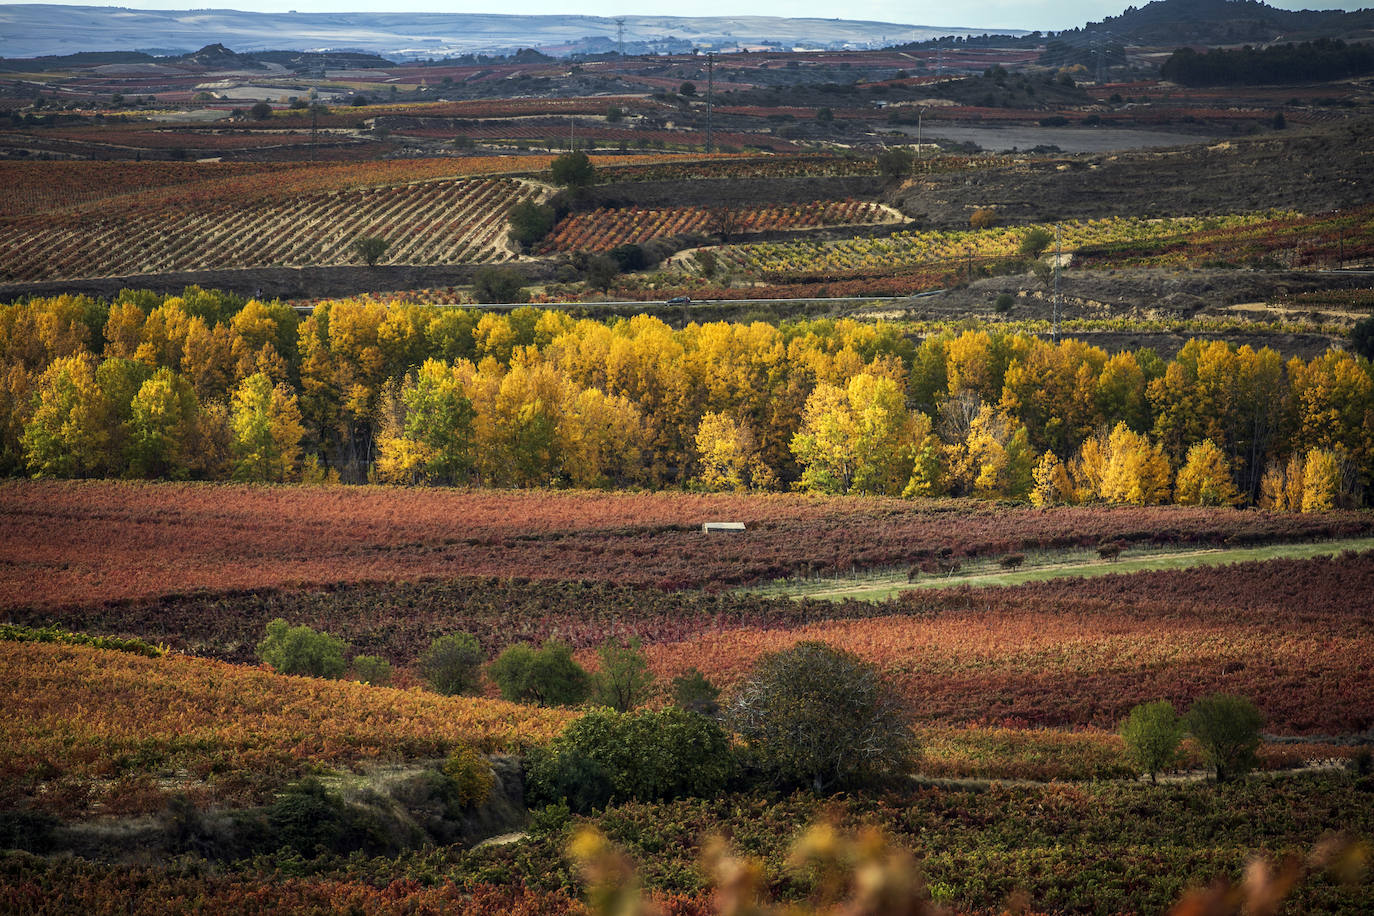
[615,18,626,59]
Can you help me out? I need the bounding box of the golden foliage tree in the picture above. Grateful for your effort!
[1174,439,1241,507]
[694,411,776,492]
[230,372,305,482]
[21,354,111,478]
[1030,450,1074,507]
[792,373,928,496]
[1300,447,1341,512]
[947,404,1034,499]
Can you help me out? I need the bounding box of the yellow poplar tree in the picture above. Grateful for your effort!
[563,387,647,488]
[948,404,1034,499]
[1098,422,1172,506]
[1174,439,1241,506]
[694,411,776,492]
[1030,450,1074,507]
[21,354,111,478]
[1300,447,1340,512]
[230,372,305,482]
[792,373,926,496]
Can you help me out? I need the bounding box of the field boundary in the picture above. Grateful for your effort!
[753,536,1374,602]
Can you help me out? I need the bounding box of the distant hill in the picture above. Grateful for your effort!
[1065,0,1374,45]
[0,5,1024,61]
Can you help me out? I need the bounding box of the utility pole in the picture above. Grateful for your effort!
[1053,223,1062,342]
[706,52,714,154]
[916,105,926,170]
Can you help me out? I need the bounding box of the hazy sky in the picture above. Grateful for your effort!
[4,0,1369,32]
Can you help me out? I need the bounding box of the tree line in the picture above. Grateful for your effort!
[1161,39,1374,86]
[1,288,1370,509]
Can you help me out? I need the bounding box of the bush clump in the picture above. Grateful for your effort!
[351,654,392,687]
[256,618,347,678]
[670,667,721,716]
[727,641,917,792]
[489,639,589,706]
[526,706,733,812]
[442,745,496,809]
[264,778,385,856]
[418,632,484,696]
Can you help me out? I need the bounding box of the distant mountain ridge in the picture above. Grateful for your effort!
[1068,0,1374,44]
[0,5,1023,60]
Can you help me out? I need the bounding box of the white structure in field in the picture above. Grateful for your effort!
[701,522,746,533]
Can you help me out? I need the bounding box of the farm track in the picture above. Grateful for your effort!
[763,536,1374,601]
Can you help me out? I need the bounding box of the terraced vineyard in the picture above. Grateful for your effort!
[0,176,546,279]
[696,212,1295,279]
[541,199,900,253]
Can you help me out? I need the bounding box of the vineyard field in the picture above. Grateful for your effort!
[541,199,900,253]
[0,176,543,279]
[0,640,574,815]
[4,480,1370,607]
[646,559,1374,733]
[694,212,1293,280]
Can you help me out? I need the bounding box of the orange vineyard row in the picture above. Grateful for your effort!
[0,640,573,814]
[540,199,897,253]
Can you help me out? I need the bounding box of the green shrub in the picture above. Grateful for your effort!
[442,745,495,809]
[727,641,917,792]
[0,623,164,658]
[472,266,528,304]
[1120,700,1185,782]
[591,638,654,712]
[1186,692,1264,782]
[351,654,392,687]
[489,640,589,706]
[526,707,733,812]
[265,778,381,856]
[418,632,483,695]
[256,618,347,679]
[550,150,595,187]
[508,200,557,246]
[670,667,721,716]
[1019,227,1053,259]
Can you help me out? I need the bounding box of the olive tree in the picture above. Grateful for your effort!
[550,150,595,188]
[727,641,916,792]
[353,235,389,267]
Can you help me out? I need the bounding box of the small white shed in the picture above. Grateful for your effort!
[701,522,746,533]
